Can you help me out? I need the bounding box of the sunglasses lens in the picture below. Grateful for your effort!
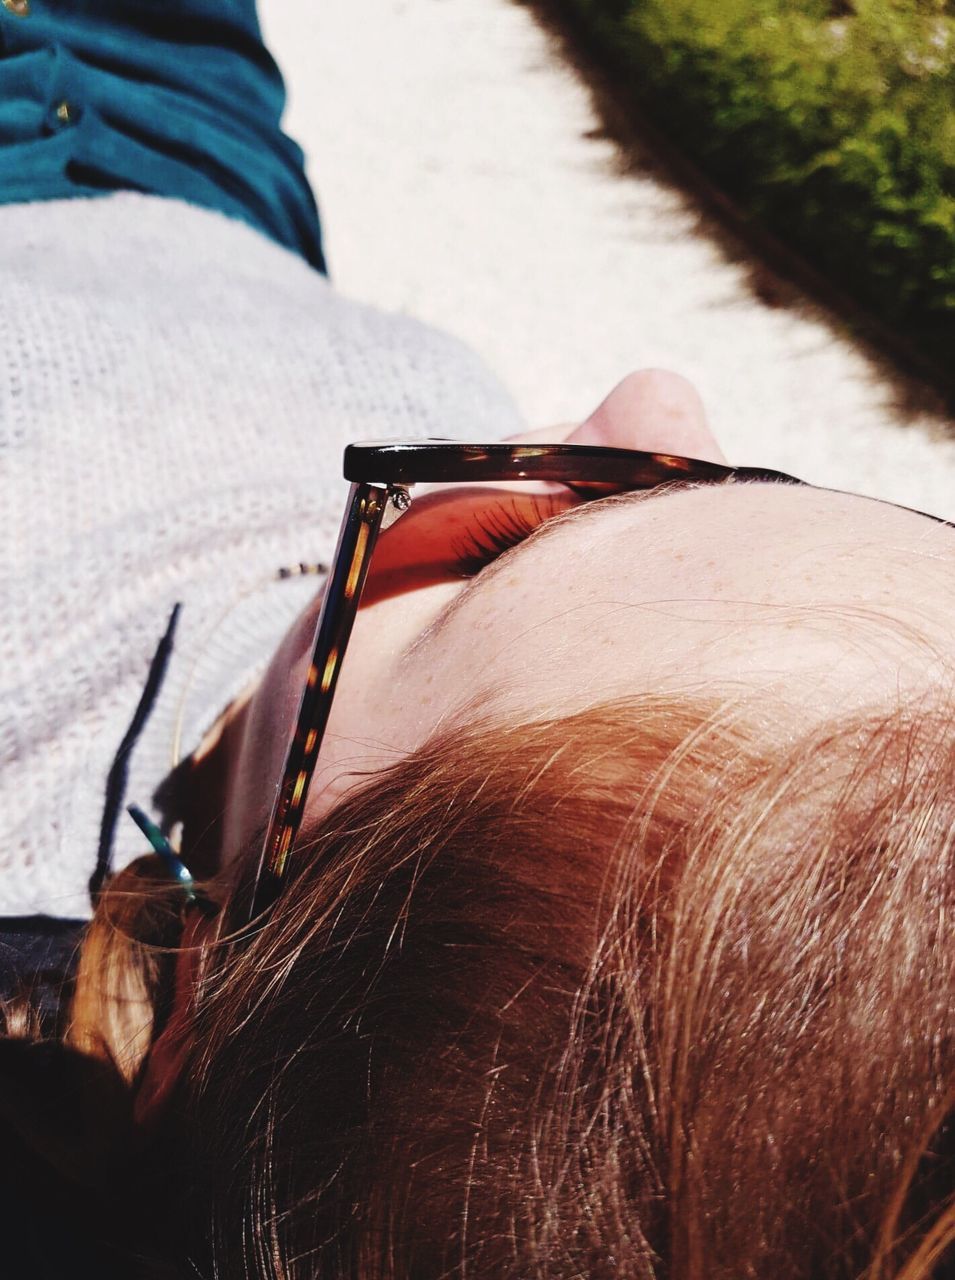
[358,483,578,606]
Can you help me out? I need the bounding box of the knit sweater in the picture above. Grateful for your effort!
[0,192,524,918]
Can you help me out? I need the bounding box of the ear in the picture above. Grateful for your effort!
[154,689,253,880]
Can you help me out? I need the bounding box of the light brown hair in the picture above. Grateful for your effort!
[61,691,954,1278]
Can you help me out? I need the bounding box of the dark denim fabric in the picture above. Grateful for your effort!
[0,0,325,270]
[0,916,83,1036]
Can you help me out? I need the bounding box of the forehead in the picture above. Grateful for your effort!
[402,481,955,711]
[481,478,952,593]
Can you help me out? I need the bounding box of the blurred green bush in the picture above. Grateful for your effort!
[555,0,955,367]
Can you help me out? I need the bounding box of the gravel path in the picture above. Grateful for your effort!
[260,0,955,520]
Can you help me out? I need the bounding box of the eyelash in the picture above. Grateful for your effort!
[453,502,545,576]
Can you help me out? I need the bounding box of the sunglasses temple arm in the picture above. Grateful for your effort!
[245,481,390,922]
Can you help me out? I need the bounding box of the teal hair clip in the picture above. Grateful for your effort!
[127,804,198,906]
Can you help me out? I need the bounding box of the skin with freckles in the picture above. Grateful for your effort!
[195,370,955,877]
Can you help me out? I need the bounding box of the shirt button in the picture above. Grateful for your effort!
[2,0,31,15]
[55,101,71,124]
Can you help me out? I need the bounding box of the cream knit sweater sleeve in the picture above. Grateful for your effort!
[0,193,524,919]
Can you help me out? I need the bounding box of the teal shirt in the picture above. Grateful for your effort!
[0,0,325,271]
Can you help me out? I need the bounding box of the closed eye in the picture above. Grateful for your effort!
[452,498,556,576]
[361,487,575,609]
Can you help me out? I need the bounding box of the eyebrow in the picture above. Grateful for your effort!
[398,476,953,664]
[399,483,683,663]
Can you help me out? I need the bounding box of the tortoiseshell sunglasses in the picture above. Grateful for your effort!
[243,438,951,921]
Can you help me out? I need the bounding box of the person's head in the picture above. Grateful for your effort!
[204,369,955,870]
[69,371,955,1276]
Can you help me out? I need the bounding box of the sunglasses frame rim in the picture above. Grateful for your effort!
[342,439,803,487]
